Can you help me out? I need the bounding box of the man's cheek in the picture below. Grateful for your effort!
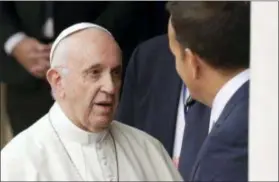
[115,81,122,91]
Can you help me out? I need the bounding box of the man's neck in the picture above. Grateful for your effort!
[56,101,83,127]
[201,68,247,107]
[56,101,108,133]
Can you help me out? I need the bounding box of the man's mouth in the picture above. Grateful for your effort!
[95,101,113,107]
[94,101,113,113]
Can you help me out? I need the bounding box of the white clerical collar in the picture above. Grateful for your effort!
[49,102,109,145]
[209,69,250,133]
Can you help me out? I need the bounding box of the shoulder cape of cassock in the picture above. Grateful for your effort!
[1,103,183,181]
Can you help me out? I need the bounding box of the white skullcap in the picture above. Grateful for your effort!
[50,22,111,64]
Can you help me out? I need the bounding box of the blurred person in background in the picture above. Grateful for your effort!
[167,1,250,181]
[0,1,168,136]
[116,34,211,181]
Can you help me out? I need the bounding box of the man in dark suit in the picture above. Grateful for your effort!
[115,34,211,180]
[167,1,250,181]
[0,1,168,135]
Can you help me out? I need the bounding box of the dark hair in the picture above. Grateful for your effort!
[166,1,250,70]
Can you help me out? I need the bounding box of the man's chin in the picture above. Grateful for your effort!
[89,115,112,131]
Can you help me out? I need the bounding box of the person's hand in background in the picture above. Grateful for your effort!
[12,37,51,79]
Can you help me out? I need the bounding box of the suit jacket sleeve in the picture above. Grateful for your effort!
[94,2,145,43]
[115,46,140,126]
[0,2,22,50]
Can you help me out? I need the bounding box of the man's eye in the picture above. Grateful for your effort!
[93,69,101,74]
[90,69,101,77]
[112,69,122,77]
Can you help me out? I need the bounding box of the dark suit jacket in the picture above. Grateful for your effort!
[115,35,182,156]
[190,81,249,181]
[0,1,168,85]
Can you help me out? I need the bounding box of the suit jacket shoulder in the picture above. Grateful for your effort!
[192,82,249,181]
[133,34,170,72]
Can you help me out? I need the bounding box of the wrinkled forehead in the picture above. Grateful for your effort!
[62,31,122,71]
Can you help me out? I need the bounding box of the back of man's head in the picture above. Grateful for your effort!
[166,1,250,71]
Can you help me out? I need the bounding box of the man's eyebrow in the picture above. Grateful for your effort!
[112,65,122,71]
[82,64,102,75]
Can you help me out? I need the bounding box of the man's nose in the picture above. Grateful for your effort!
[101,74,116,95]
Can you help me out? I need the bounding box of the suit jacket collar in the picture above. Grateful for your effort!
[209,69,250,132]
[213,81,249,130]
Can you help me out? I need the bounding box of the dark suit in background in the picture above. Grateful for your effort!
[0,1,168,135]
[115,35,181,155]
[115,35,211,181]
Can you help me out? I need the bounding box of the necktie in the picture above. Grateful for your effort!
[184,96,195,121]
[178,99,210,181]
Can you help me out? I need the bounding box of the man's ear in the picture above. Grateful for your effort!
[46,68,64,98]
[184,48,200,80]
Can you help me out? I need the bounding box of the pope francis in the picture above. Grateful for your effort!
[0,23,183,181]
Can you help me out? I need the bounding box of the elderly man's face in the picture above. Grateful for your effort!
[61,31,122,132]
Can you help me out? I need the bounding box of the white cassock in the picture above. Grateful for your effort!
[1,103,182,181]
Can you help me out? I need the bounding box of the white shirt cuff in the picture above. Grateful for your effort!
[4,32,27,55]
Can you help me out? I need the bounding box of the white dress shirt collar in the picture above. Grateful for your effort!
[49,102,108,145]
[209,69,250,133]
